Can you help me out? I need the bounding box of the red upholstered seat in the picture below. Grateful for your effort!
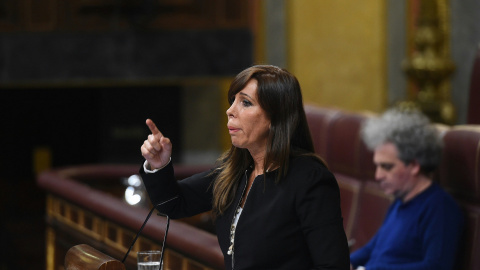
[335,174,362,239]
[305,106,387,251]
[456,203,480,270]
[304,105,341,159]
[438,127,480,201]
[356,132,376,181]
[327,113,368,178]
[467,45,480,124]
[335,174,362,240]
[348,181,392,251]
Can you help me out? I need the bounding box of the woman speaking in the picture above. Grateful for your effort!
[140,65,350,269]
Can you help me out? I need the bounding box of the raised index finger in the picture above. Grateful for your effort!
[146,119,162,136]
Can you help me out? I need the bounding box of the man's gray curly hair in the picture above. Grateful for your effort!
[361,107,443,175]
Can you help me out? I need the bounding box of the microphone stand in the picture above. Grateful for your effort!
[122,196,179,266]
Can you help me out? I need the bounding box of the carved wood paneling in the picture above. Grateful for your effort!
[46,195,217,270]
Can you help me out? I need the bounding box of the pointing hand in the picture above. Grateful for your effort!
[140,119,172,170]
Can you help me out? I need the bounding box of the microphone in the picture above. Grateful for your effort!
[122,196,179,265]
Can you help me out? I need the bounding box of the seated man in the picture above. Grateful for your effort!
[350,107,464,270]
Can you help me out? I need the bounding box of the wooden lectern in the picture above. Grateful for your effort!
[65,244,126,270]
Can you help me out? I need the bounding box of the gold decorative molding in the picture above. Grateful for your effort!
[402,0,456,124]
[45,195,215,270]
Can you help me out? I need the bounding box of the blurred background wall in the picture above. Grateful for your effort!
[1,0,479,269]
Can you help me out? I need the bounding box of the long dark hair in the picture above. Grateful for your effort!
[211,65,322,217]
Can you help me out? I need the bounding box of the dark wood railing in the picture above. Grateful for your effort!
[37,164,223,270]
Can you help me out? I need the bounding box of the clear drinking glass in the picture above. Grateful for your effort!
[137,250,162,270]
